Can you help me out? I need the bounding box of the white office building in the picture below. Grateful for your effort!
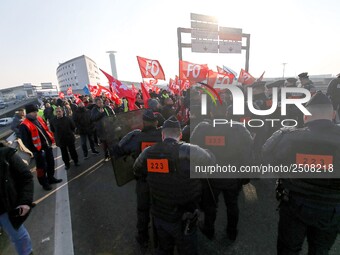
[56,55,101,94]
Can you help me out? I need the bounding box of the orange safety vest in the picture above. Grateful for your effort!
[22,116,54,151]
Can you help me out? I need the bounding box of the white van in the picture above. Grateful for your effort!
[0,117,13,126]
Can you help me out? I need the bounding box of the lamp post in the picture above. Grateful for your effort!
[282,63,287,79]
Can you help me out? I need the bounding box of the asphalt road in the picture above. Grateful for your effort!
[0,138,339,255]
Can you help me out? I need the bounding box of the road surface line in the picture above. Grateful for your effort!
[33,159,104,205]
[54,159,74,255]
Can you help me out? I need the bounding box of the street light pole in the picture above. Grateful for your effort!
[282,63,287,79]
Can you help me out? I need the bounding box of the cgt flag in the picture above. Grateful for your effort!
[137,56,166,80]
[58,92,65,99]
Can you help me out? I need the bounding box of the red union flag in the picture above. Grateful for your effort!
[97,84,120,103]
[88,84,100,98]
[73,94,82,104]
[169,78,180,95]
[180,79,190,91]
[143,79,160,94]
[141,82,151,108]
[88,84,120,104]
[137,56,166,80]
[66,87,73,96]
[217,66,226,74]
[100,68,136,99]
[179,60,209,83]
[207,70,233,87]
[238,69,256,85]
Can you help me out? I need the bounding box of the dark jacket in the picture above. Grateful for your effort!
[90,106,115,140]
[50,116,76,147]
[327,77,340,105]
[113,126,162,159]
[73,106,95,135]
[262,120,340,205]
[0,146,34,229]
[191,120,253,189]
[133,138,214,222]
[43,107,54,122]
[10,114,23,137]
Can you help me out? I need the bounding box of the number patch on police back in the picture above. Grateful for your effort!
[141,142,156,152]
[296,153,333,167]
[205,136,225,146]
[147,159,169,173]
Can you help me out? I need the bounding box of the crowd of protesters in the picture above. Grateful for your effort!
[2,72,340,255]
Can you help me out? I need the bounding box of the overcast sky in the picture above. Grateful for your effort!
[1,0,339,89]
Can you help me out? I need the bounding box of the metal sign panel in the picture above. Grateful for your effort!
[219,41,242,53]
[191,39,218,53]
[41,83,53,89]
[191,30,218,40]
[191,21,218,31]
[190,13,218,23]
[219,27,243,41]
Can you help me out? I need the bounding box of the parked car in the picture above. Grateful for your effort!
[0,102,8,109]
[0,117,13,126]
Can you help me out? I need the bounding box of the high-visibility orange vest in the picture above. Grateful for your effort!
[22,116,54,151]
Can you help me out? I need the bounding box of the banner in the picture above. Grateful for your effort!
[100,68,136,100]
[238,69,256,85]
[137,56,166,80]
[207,70,233,87]
[179,60,209,84]
[223,65,238,80]
[88,84,120,104]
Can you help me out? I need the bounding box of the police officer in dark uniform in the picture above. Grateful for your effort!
[265,80,285,136]
[298,72,316,95]
[133,116,214,255]
[248,81,271,162]
[191,102,253,241]
[113,109,162,253]
[262,91,340,254]
[147,98,165,127]
[181,89,207,143]
[327,73,340,120]
[285,78,305,127]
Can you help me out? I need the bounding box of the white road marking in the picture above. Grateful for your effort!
[54,161,74,255]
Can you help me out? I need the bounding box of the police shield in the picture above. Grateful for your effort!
[103,109,145,186]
